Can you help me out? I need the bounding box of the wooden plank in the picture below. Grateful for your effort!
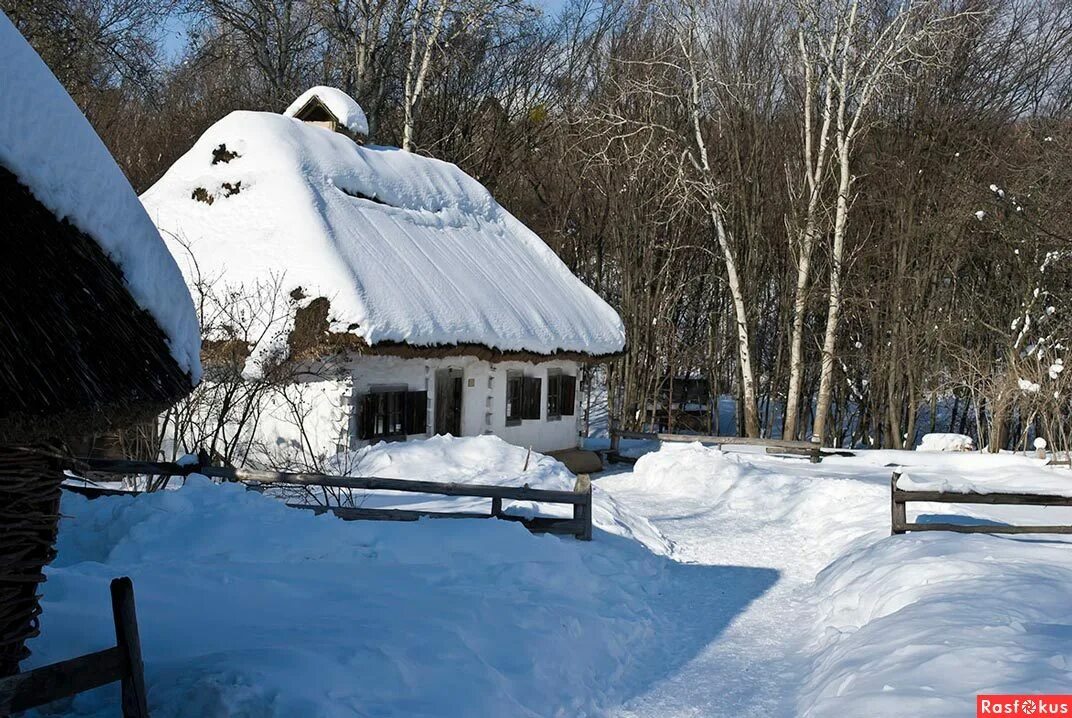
[505,515,586,535]
[63,483,141,499]
[288,503,587,537]
[617,431,818,451]
[79,457,193,477]
[892,489,1072,506]
[202,467,590,505]
[289,504,491,522]
[111,577,149,718]
[0,647,125,714]
[765,446,811,456]
[901,522,1072,535]
[70,458,588,505]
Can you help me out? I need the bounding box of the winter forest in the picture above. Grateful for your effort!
[10,0,1072,452]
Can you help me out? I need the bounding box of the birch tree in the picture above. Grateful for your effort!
[401,0,528,150]
[805,0,967,445]
[782,0,836,440]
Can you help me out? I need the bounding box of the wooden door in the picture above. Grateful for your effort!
[434,369,463,436]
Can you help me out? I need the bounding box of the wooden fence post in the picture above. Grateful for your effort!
[573,474,593,541]
[110,578,149,718]
[891,473,907,535]
[809,437,822,464]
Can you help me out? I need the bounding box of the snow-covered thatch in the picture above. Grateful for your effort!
[0,11,200,444]
[283,85,369,138]
[0,12,201,381]
[141,100,625,360]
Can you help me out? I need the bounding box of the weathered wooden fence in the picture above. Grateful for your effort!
[0,577,148,717]
[64,458,594,541]
[891,472,1072,536]
[608,430,830,463]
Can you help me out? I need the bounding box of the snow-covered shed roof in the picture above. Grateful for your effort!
[0,11,201,381]
[141,104,625,360]
[284,86,369,138]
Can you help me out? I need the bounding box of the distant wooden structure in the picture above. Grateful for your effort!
[0,578,149,717]
[891,472,1072,535]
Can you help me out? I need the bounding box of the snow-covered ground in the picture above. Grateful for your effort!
[29,438,1072,716]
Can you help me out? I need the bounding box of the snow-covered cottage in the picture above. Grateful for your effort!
[141,87,624,457]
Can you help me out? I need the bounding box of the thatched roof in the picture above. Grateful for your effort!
[142,99,625,363]
[0,12,200,443]
[0,166,194,444]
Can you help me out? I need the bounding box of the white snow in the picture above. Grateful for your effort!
[1019,377,1042,393]
[0,12,201,380]
[283,86,369,137]
[141,110,624,357]
[323,435,671,553]
[32,438,1072,717]
[896,460,1072,497]
[917,432,974,452]
[34,438,674,717]
[598,444,1072,718]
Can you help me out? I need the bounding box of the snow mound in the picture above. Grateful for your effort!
[897,463,1072,497]
[283,86,369,137]
[802,533,1072,717]
[35,477,674,716]
[141,110,624,356]
[918,433,974,452]
[0,12,201,379]
[326,435,671,554]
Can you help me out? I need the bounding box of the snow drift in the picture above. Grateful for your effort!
[917,433,974,452]
[141,106,624,357]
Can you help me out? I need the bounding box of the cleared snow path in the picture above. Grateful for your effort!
[597,447,889,717]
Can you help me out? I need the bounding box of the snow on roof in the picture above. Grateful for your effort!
[283,86,369,137]
[0,12,201,380]
[141,110,625,357]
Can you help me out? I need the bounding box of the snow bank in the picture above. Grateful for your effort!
[917,433,974,452]
[609,443,1072,717]
[283,86,369,137]
[0,12,201,379]
[896,464,1072,497]
[802,533,1072,717]
[35,477,674,717]
[325,435,670,553]
[141,110,624,357]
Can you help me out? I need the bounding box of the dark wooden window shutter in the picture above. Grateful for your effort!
[358,394,376,440]
[561,375,576,416]
[547,373,561,418]
[522,377,542,420]
[405,391,428,435]
[506,372,523,424]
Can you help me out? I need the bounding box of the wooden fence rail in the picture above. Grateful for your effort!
[891,472,1072,535]
[63,458,594,541]
[0,577,148,717]
[609,430,828,463]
